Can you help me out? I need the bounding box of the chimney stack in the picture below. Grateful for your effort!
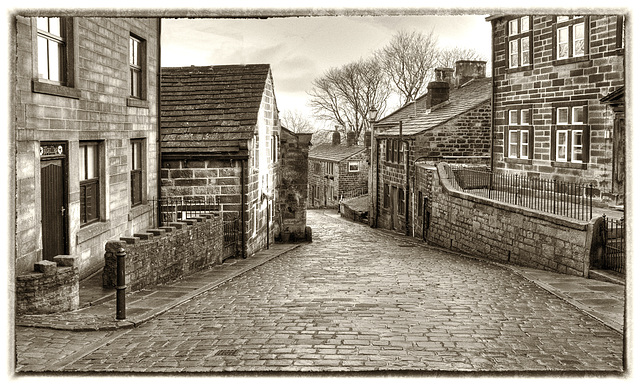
[332,130,341,146]
[455,60,487,88]
[426,81,450,108]
[346,131,356,147]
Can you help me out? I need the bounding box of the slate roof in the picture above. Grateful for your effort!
[376,93,430,126]
[309,144,366,162]
[160,64,271,155]
[377,77,491,137]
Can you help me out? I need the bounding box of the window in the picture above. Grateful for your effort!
[385,139,405,164]
[271,134,279,162]
[505,108,533,160]
[348,161,359,172]
[398,188,405,215]
[80,142,100,225]
[325,162,334,175]
[507,16,533,69]
[37,17,67,83]
[555,16,587,60]
[552,105,589,164]
[616,16,625,49]
[131,139,144,206]
[129,35,145,99]
[383,184,390,208]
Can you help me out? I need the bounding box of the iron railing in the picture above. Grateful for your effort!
[156,197,220,226]
[222,218,240,260]
[339,187,368,202]
[444,165,594,221]
[603,215,625,275]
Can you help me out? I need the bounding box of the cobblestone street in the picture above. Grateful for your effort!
[15,209,624,374]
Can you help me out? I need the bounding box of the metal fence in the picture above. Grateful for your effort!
[339,187,368,202]
[156,197,220,226]
[444,165,594,221]
[603,215,625,275]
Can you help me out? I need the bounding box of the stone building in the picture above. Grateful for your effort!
[308,132,369,208]
[372,61,492,234]
[12,16,160,313]
[160,64,285,258]
[487,15,626,206]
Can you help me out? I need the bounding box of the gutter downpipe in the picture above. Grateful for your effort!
[401,121,410,237]
[156,18,162,227]
[241,158,247,258]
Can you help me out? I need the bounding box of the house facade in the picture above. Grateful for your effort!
[488,15,626,206]
[372,61,492,234]
[160,64,282,258]
[13,16,160,282]
[308,132,369,208]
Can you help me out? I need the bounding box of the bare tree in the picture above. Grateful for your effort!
[437,46,487,69]
[377,29,439,106]
[308,57,391,143]
[280,109,315,133]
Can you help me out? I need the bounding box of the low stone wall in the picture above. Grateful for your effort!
[426,163,595,277]
[103,214,223,292]
[16,255,80,315]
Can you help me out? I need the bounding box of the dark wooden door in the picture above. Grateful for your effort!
[41,159,67,261]
[391,186,397,230]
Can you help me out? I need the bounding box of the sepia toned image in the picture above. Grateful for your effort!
[6,1,630,380]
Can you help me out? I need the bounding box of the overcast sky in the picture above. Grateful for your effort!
[161,13,492,130]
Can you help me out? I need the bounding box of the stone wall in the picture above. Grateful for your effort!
[103,214,223,292]
[275,131,312,242]
[422,163,594,277]
[16,256,79,315]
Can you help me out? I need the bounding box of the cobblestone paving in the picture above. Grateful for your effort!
[15,210,624,373]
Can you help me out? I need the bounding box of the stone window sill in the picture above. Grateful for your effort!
[77,220,112,244]
[32,79,81,99]
[127,98,149,109]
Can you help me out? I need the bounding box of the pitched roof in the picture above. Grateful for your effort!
[309,144,366,162]
[377,77,491,137]
[160,64,271,155]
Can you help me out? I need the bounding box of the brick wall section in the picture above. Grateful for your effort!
[16,258,79,315]
[491,15,624,201]
[103,214,223,292]
[422,162,594,277]
[338,153,369,196]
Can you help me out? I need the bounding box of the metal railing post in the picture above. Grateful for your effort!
[116,247,127,320]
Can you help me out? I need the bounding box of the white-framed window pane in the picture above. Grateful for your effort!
[130,37,140,66]
[521,109,530,125]
[521,16,530,32]
[557,16,570,23]
[556,131,568,161]
[509,131,519,158]
[509,19,519,35]
[520,130,529,159]
[521,37,530,65]
[558,27,569,58]
[49,17,61,35]
[557,107,569,124]
[37,36,49,78]
[36,17,49,31]
[572,130,583,162]
[509,40,519,68]
[509,110,519,125]
[574,23,585,56]
[48,40,61,82]
[572,106,584,124]
[86,144,96,179]
[348,161,359,172]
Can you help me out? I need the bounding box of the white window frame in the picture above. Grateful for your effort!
[508,130,519,158]
[571,130,583,163]
[348,161,359,172]
[519,130,529,159]
[556,130,569,162]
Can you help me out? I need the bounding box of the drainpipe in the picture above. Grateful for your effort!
[156,18,162,227]
[241,158,247,258]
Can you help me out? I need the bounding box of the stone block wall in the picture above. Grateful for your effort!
[423,163,594,277]
[338,151,369,197]
[275,131,311,241]
[16,256,80,315]
[103,214,223,292]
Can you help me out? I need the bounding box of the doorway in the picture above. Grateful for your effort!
[40,143,68,261]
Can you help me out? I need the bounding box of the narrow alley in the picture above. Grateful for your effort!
[15,210,623,373]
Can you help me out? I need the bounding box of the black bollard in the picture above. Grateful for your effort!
[116,247,126,320]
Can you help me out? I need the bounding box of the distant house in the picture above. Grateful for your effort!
[13,16,160,313]
[372,60,492,233]
[487,15,626,206]
[308,132,369,208]
[160,64,282,257]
